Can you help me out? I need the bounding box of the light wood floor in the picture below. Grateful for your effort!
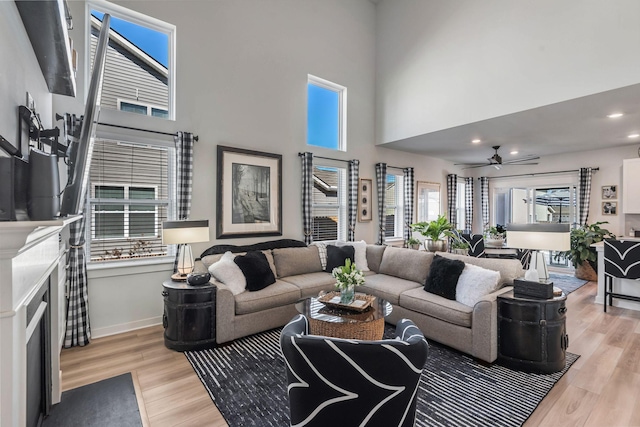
[61,281,640,426]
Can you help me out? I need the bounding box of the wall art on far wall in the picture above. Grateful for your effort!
[602,185,617,199]
[216,145,282,238]
[358,178,372,222]
[602,201,617,215]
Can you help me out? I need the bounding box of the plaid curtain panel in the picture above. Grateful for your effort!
[173,132,194,272]
[348,159,359,241]
[465,177,474,233]
[578,167,592,226]
[64,214,90,347]
[447,174,457,228]
[480,177,489,229]
[376,163,387,245]
[403,167,414,244]
[301,152,314,244]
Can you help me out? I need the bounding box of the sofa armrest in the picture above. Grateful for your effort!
[470,286,512,363]
[215,280,236,344]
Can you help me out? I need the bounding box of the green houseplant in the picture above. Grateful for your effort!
[411,215,455,252]
[450,232,470,255]
[563,221,616,281]
[406,237,421,250]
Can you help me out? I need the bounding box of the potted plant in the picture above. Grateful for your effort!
[450,233,470,255]
[561,221,615,281]
[332,258,365,304]
[485,224,506,248]
[411,215,455,252]
[406,237,421,250]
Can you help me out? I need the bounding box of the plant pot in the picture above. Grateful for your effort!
[409,244,420,250]
[485,238,505,248]
[452,249,468,255]
[425,239,447,252]
[575,261,598,281]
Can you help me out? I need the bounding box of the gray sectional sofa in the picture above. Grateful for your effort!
[201,243,524,363]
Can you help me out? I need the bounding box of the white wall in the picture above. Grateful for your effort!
[54,0,455,335]
[375,0,640,144]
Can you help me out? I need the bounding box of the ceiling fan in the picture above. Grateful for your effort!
[455,145,540,169]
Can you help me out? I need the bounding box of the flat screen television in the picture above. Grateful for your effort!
[59,13,111,217]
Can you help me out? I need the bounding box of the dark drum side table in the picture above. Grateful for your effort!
[498,290,568,373]
[162,280,216,351]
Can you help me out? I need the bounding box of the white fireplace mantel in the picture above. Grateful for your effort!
[0,216,80,427]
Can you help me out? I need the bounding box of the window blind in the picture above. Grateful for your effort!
[312,165,347,241]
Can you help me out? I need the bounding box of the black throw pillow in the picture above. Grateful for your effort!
[234,251,276,292]
[325,245,355,272]
[424,255,465,300]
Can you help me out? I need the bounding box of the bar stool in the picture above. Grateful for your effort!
[603,239,640,312]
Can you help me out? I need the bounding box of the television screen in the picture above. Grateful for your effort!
[59,14,111,217]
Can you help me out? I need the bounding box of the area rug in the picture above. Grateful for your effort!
[43,373,142,427]
[186,327,578,427]
[549,272,588,295]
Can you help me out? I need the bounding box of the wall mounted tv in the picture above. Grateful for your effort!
[59,13,111,217]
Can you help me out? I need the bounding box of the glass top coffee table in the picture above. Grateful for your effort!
[295,293,392,340]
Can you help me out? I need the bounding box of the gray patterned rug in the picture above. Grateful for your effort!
[549,272,588,295]
[186,327,578,427]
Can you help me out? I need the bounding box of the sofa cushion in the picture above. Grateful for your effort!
[436,252,524,285]
[280,272,336,298]
[456,263,501,307]
[365,245,386,273]
[378,246,433,284]
[208,252,247,295]
[234,280,301,315]
[234,251,276,292]
[325,245,355,272]
[358,273,422,305]
[202,250,277,278]
[336,240,370,271]
[400,287,473,328]
[424,255,466,300]
[272,246,322,278]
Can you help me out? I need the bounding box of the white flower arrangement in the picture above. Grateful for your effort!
[331,258,365,290]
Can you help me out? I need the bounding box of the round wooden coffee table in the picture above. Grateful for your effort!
[295,293,392,340]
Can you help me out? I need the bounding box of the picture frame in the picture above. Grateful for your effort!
[602,201,617,216]
[601,185,617,199]
[415,181,441,223]
[216,145,282,239]
[358,178,373,222]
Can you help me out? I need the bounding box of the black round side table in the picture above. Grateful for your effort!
[162,280,216,351]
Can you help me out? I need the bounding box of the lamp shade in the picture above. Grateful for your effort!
[162,220,210,244]
[506,223,570,252]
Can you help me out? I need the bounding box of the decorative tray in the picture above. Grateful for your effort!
[317,292,375,312]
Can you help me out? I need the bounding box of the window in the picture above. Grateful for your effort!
[456,181,466,231]
[385,174,405,239]
[312,165,347,241]
[307,75,347,151]
[415,181,440,223]
[89,3,175,119]
[88,139,174,262]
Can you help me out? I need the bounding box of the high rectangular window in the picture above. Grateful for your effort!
[312,165,347,241]
[307,75,346,151]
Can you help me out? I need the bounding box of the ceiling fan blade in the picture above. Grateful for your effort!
[502,156,540,165]
[461,163,493,169]
[502,162,539,166]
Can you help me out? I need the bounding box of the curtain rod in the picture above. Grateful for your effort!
[478,167,599,180]
[298,153,351,164]
[98,122,199,141]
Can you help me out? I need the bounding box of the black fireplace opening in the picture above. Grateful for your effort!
[26,278,52,427]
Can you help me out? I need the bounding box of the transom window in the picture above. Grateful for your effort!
[312,165,347,241]
[385,174,405,239]
[88,2,175,119]
[307,75,347,151]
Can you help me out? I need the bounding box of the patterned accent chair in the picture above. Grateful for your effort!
[516,249,532,270]
[603,239,640,312]
[461,233,486,258]
[280,315,429,427]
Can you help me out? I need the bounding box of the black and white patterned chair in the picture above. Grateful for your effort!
[461,233,486,258]
[603,239,640,312]
[516,248,532,270]
[280,315,429,427]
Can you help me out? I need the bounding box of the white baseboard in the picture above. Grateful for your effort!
[91,316,162,339]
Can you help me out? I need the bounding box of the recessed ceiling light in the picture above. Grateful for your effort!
[607,113,624,118]
[471,139,481,144]
[510,150,518,155]
[629,133,640,139]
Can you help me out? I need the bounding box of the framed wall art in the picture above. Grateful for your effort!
[358,178,372,222]
[602,185,617,200]
[602,201,617,216]
[216,145,282,238]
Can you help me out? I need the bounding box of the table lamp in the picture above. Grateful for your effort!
[162,220,210,281]
[506,223,570,282]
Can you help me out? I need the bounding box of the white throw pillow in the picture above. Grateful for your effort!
[208,251,246,295]
[336,240,370,271]
[456,263,501,307]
